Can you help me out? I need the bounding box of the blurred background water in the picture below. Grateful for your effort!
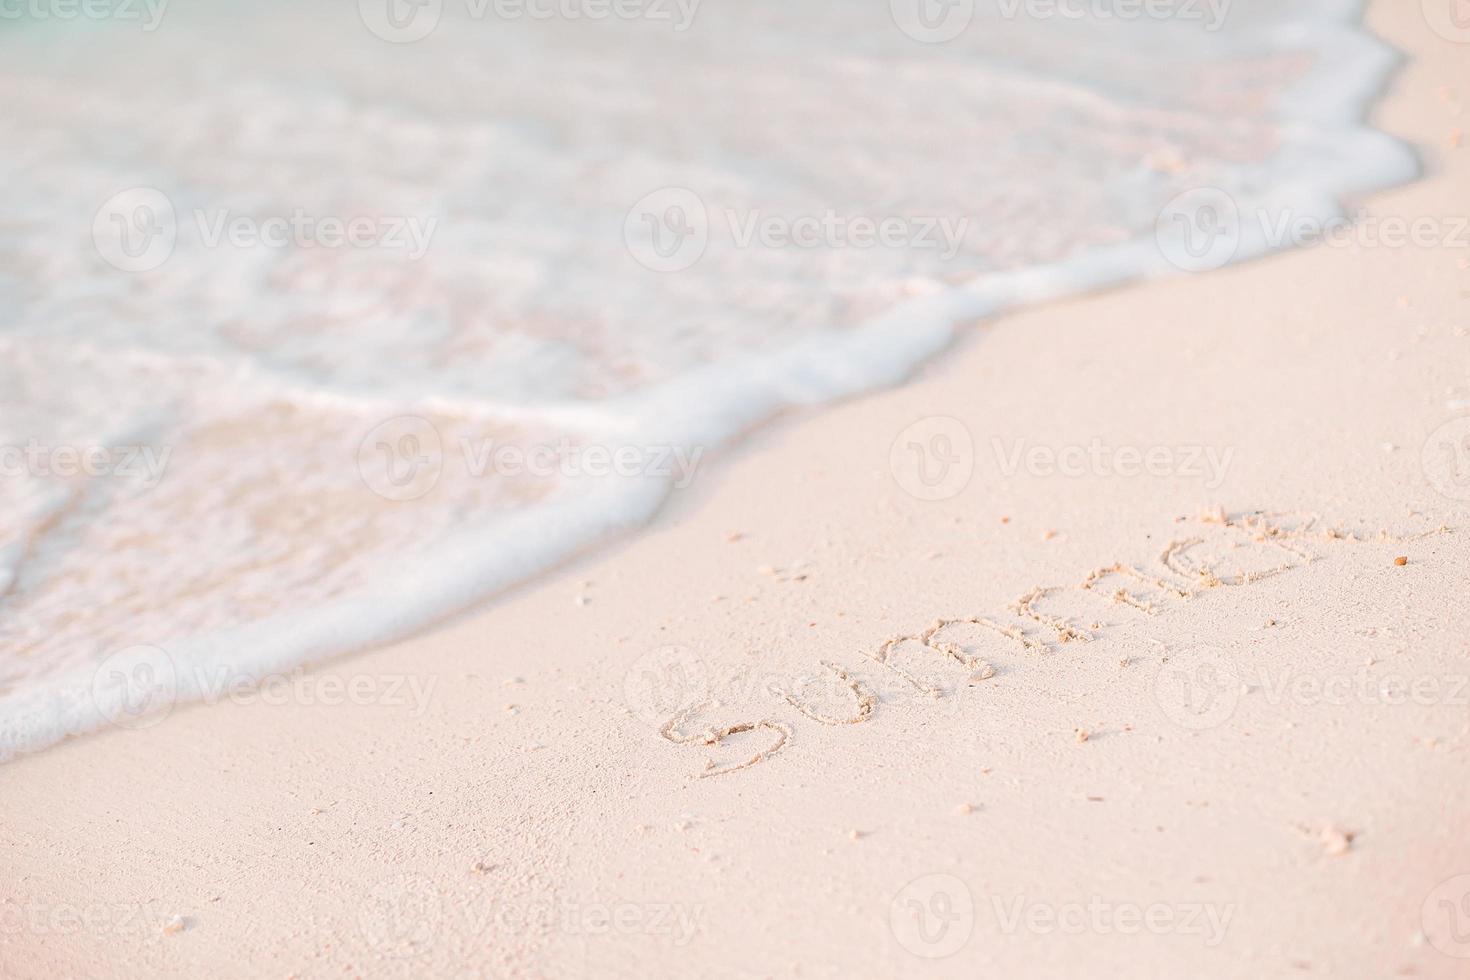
[0,0,1413,757]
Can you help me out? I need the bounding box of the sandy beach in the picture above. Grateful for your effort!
[4,2,1470,978]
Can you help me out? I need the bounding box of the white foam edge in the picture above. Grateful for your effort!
[0,2,1420,761]
[0,472,669,761]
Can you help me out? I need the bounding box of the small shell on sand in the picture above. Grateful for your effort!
[1320,826,1355,856]
[163,915,188,935]
[1394,555,1408,566]
[1074,728,1091,743]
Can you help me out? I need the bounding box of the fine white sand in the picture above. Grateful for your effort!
[4,3,1470,977]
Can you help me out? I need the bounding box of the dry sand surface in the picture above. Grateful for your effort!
[4,3,1470,977]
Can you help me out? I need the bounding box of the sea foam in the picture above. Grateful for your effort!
[0,0,1415,759]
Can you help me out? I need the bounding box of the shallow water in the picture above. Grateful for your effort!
[0,0,1414,758]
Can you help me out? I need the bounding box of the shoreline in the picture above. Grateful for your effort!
[0,0,1427,767]
[5,2,1470,977]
